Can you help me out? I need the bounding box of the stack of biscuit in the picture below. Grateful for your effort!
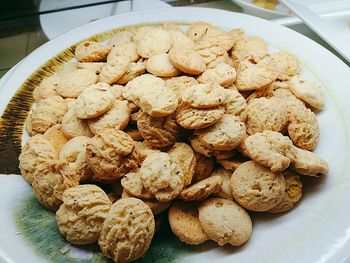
[19,21,328,263]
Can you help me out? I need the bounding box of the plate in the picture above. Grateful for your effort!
[1,7,350,263]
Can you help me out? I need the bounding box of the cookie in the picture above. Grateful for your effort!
[140,152,184,202]
[178,175,222,201]
[74,83,114,119]
[57,68,98,98]
[56,184,112,244]
[121,171,155,199]
[224,89,247,118]
[268,170,302,213]
[19,134,58,184]
[146,53,180,77]
[181,83,227,109]
[244,131,296,172]
[169,30,195,49]
[197,62,236,87]
[133,141,159,163]
[124,74,178,117]
[56,62,78,77]
[230,160,285,211]
[116,59,146,85]
[137,111,180,148]
[216,156,245,172]
[77,62,106,74]
[198,198,252,246]
[165,76,198,102]
[168,201,209,245]
[198,26,237,52]
[288,75,325,110]
[99,55,130,84]
[136,28,172,58]
[33,75,61,102]
[107,42,139,63]
[176,102,225,130]
[98,198,155,263]
[59,136,92,181]
[61,108,93,139]
[195,41,227,66]
[196,114,246,151]
[43,124,68,152]
[32,161,79,211]
[211,168,233,199]
[168,47,206,75]
[206,52,232,69]
[192,152,214,182]
[132,26,155,43]
[190,137,215,157]
[290,146,328,176]
[231,36,268,62]
[269,52,300,81]
[75,41,111,62]
[86,132,138,181]
[88,99,130,134]
[30,95,67,134]
[167,142,196,187]
[108,31,133,46]
[186,21,212,42]
[243,97,288,135]
[125,128,143,141]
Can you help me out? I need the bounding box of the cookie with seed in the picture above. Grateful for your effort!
[137,28,172,58]
[33,75,60,102]
[192,152,214,182]
[61,108,93,139]
[198,62,236,87]
[178,176,222,201]
[121,171,154,199]
[107,42,139,63]
[231,36,268,62]
[99,56,130,84]
[146,53,180,77]
[43,124,68,152]
[168,47,206,75]
[75,41,111,62]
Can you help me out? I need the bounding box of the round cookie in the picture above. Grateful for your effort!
[168,201,209,245]
[43,124,68,152]
[167,142,196,187]
[74,83,114,119]
[165,76,198,102]
[146,53,180,77]
[169,30,195,49]
[178,176,222,201]
[198,198,252,246]
[59,136,92,181]
[136,28,172,58]
[107,42,139,63]
[57,68,98,98]
[136,111,180,148]
[181,83,227,109]
[139,152,184,202]
[196,114,246,151]
[198,62,236,87]
[168,47,206,75]
[76,62,106,74]
[176,102,225,130]
[30,95,67,134]
[186,21,212,42]
[19,134,58,184]
[231,36,268,62]
[244,131,297,172]
[116,59,146,85]
[61,108,93,139]
[230,160,285,211]
[99,56,130,84]
[33,75,61,102]
[268,170,302,213]
[88,99,130,134]
[108,31,132,46]
[121,171,154,199]
[56,184,112,244]
[190,137,215,157]
[243,97,288,135]
[98,198,155,263]
[192,152,214,183]
[32,161,79,211]
[270,52,300,81]
[75,41,111,62]
[211,168,233,199]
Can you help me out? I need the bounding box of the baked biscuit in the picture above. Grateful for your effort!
[269,52,300,81]
[107,42,139,63]
[186,21,212,42]
[88,99,130,134]
[137,28,172,58]
[57,68,98,98]
[98,198,155,263]
[31,95,67,134]
[133,141,159,163]
[224,89,247,118]
[168,201,209,245]
[43,124,68,152]
[211,168,233,199]
[99,56,130,84]
[165,76,198,102]
[108,31,132,46]
[196,114,246,150]
[121,171,154,199]
[56,62,78,77]
[198,62,236,87]
[56,184,112,244]
[243,97,288,135]
[132,26,155,43]
[77,62,105,74]
[216,155,246,172]
[75,41,111,62]
[244,131,296,172]
[146,53,180,77]
[168,47,206,75]
[33,75,60,102]
[178,176,222,201]
[192,152,214,182]
[230,160,285,211]
[74,83,114,119]
[61,108,93,139]
[19,134,58,184]
[59,136,92,181]
[176,102,225,129]
[32,161,79,211]
[140,152,184,202]
[231,36,268,62]
[268,170,302,213]
[116,59,146,85]
[198,198,252,246]
[291,146,328,176]
[168,142,196,187]
[169,30,195,49]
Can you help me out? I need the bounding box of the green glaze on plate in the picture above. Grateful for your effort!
[15,193,187,263]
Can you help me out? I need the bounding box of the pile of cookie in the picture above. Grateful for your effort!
[19,21,328,263]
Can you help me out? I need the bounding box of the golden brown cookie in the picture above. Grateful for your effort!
[61,108,93,139]
[121,171,154,199]
[178,176,222,201]
[269,52,300,81]
[186,21,212,42]
[230,160,285,211]
[165,76,198,102]
[107,42,139,63]
[137,28,172,58]
[56,184,112,244]
[146,53,180,77]
[116,59,146,85]
[198,62,236,87]
[99,56,131,84]
[98,198,155,263]
[75,41,111,62]
[231,36,268,62]
[108,31,132,46]
[192,152,214,183]
[76,62,106,74]
[43,124,68,152]
[33,75,61,102]
[168,47,206,75]
[168,201,209,245]
[211,168,233,199]
[198,198,252,246]
[169,30,195,49]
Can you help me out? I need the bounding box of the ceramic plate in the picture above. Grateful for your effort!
[1,7,350,263]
